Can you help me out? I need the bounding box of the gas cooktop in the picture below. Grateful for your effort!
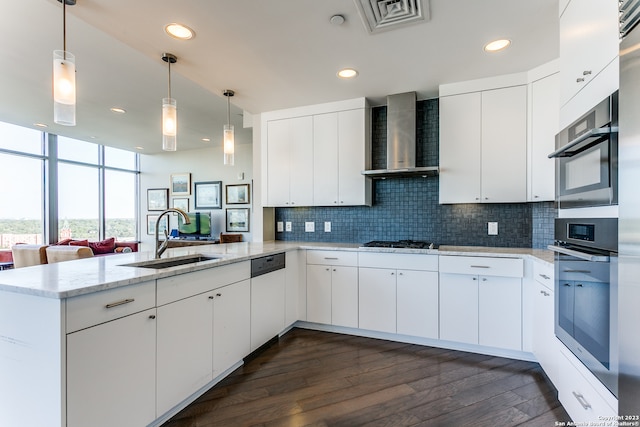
[361,240,438,249]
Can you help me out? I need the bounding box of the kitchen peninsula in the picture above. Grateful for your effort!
[0,242,555,427]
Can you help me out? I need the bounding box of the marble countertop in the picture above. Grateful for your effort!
[0,241,554,299]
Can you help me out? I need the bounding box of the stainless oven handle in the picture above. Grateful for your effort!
[547,245,610,262]
[548,126,615,158]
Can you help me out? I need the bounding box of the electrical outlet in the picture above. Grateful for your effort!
[277,221,284,232]
[488,222,498,235]
[324,221,331,232]
[305,222,315,232]
[285,222,292,232]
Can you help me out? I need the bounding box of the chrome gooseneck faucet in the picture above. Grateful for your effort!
[155,208,190,259]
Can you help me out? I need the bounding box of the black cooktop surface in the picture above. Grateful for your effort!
[362,240,438,249]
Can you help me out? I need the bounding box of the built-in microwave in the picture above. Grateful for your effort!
[549,91,618,209]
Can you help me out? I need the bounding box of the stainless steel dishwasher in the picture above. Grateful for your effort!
[250,253,286,351]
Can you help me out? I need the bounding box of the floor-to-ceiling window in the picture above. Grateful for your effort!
[0,121,139,249]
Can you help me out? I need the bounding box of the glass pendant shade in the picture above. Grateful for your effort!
[53,50,76,126]
[223,124,235,165]
[162,97,177,151]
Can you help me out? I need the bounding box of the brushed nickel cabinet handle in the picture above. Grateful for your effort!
[149,315,156,320]
[539,274,551,280]
[105,298,135,309]
[470,265,490,269]
[572,391,591,410]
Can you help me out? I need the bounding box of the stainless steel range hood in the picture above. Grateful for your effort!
[361,92,438,178]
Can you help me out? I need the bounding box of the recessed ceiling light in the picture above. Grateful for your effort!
[337,68,358,79]
[135,146,144,150]
[34,123,48,128]
[202,138,211,142]
[484,39,511,52]
[110,107,126,114]
[165,23,195,40]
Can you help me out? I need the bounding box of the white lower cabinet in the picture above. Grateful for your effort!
[157,293,214,416]
[359,267,397,333]
[396,270,439,339]
[358,253,439,336]
[557,346,617,422]
[251,269,286,351]
[306,250,359,327]
[531,262,560,385]
[213,280,251,377]
[66,308,157,427]
[439,256,524,350]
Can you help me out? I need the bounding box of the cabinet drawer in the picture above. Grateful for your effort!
[439,255,523,277]
[157,261,250,306]
[558,349,617,422]
[533,261,554,291]
[66,281,156,333]
[306,250,358,266]
[358,252,438,271]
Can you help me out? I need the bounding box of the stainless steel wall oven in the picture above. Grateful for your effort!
[550,218,618,396]
[549,92,618,209]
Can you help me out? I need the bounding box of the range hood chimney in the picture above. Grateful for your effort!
[362,92,438,178]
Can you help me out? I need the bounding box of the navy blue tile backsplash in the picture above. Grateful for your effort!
[275,99,556,248]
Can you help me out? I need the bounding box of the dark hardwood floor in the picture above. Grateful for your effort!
[162,328,570,427]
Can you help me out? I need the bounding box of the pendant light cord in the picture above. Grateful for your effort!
[227,91,230,126]
[168,60,172,99]
[62,0,67,59]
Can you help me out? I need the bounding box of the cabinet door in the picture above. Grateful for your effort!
[67,309,157,427]
[213,279,250,377]
[439,273,478,344]
[439,92,482,203]
[397,270,439,339]
[285,250,301,326]
[530,73,560,201]
[289,116,314,206]
[251,269,286,351]
[559,0,619,106]
[157,294,214,416]
[266,119,291,206]
[331,266,358,328]
[481,86,527,203]
[313,113,339,206]
[533,280,559,384]
[307,264,332,324]
[338,109,368,205]
[359,267,396,333]
[479,276,522,350]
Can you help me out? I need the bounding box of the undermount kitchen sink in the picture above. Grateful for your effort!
[121,254,221,269]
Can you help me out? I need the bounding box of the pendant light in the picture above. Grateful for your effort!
[53,0,76,126]
[223,90,235,165]
[162,53,178,151]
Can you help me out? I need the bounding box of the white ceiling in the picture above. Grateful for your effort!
[0,0,559,154]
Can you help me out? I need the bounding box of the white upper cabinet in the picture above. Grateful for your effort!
[529,72,560,202]
[559,0,619,108]
[439,85,527,204]
[266,116,313,207]
[439,92,482,203]
[481,86,527,203]
[262,98,371,207]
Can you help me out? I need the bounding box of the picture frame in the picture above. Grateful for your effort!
[226,208,250,232]
[195,181,222,209]
[147,214,169,235]
[170,173,191,196]
[147,188,169,211]
[225,183,250,205]
[172,198,189,212]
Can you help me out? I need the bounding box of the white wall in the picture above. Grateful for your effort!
[139,143,253,251]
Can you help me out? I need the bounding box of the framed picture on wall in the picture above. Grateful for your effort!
[147,188,169,211]
[170,173,191,196]
[225,183,250,204]
[195,181,222,209]
[172,198,189,212]
[147,214,169,235]
[226,208,249,232]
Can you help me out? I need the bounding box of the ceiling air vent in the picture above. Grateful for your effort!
[354,0,430,34]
